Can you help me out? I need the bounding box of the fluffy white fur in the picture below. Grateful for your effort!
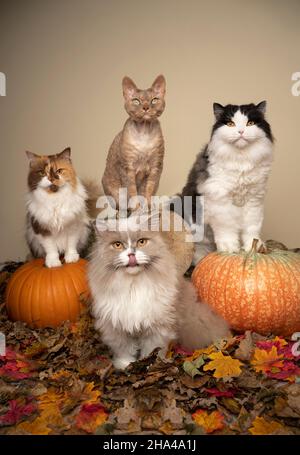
[88,223,229,370]
[26,177,90,267]
[198,110,273,254]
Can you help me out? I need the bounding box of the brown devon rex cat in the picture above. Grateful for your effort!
[102,75,166,210]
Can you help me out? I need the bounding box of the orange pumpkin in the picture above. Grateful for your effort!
[192,241,300,336]
[5,259,89,328]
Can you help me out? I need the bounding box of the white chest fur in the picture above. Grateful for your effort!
[92,271,178,334]
[26,179,88,232]
[199,139,273,206]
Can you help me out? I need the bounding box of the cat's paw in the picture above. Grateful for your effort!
[113,357,135,370]
[243,238,266,253]
[65,251,80,264]
[45,255,62,268]
[216,239,240,253]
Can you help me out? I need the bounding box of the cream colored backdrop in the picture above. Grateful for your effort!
[0,0,299,261]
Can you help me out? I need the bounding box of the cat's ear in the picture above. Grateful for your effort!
[25,151,40,164]
[256,101,267,114]
[213,103,225,120]
[57,147,71,161]
[151,75,166,97]
[122,76,137,100]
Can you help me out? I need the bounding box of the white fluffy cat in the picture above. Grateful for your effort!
[181,101,274,261]
[88,213,229,370]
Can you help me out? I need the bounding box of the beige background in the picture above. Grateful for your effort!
[0,0,299,262]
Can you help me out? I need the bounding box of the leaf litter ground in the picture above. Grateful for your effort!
[0,260,300,435]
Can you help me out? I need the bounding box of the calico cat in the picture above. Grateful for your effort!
[102,75,166,210]
[180,102,274,263]
[88,213,229,370]
[25,147,92,268]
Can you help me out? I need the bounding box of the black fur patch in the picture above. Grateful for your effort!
[212,102,273,142]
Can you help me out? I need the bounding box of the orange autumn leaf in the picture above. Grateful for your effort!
[251,346,284,374]
[203,351,243,379]
[192,409,224,434]
[50,369,72,381]
[17,416,51,435]
[82,382,101,404]
[75,403,108,434]
[249,416,284,435]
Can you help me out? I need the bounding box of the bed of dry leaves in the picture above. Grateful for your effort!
[0,260,300,436]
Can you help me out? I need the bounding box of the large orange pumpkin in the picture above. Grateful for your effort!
[192,241,300,336]
[5,259,89,328]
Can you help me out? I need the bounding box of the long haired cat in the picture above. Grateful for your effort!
[180,101,274,263]
[102,75,166,210]
[25,147,92,268]
[88,214,229,370]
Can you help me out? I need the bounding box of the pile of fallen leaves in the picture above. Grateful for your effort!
[0,261,300,435]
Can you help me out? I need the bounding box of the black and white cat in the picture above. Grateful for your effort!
[181,102,274,263]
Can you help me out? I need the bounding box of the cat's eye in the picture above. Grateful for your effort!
[56,168,64,174]
[227,121,235,127]
[38,170,45,176]
[137,238,148,247]
[247,120,255,126]
[112,241,124,250]
[132,98,140,106]
[151,97,159,105]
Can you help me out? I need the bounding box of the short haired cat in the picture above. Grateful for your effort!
[25,147,91,268]
[88,214,229,370]
[180,102,274,263]
[102,75,166,210]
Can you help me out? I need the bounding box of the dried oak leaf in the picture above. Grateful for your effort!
[192,409,225,434]
[235,331,254,361]
[249,416,285,435]
[203,352,243,380]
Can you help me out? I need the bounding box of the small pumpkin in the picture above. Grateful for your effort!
[192,240,300,336]
[5,258,89,328]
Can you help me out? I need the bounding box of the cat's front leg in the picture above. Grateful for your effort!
[143,168,162,206]
[140,328,175,360]
[39,236,62,268]
[65,231,80,264]
[100,324,138,370]
[241,203,264,252]
[208,202,240,253]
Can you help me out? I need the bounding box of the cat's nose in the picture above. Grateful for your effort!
[143,106,149,112]
[238,129,244,135]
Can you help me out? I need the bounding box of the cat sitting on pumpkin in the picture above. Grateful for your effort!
[25,147,100,268]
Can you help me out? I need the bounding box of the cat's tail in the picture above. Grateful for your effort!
[176,278,230,350]
[81,179,104,220]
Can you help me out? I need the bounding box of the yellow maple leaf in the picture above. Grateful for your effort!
[17,416,51,435]
[192,409,224,434]
[186,344,216,361]
[249,416,284,435]
[272,336,288,348]
[203,351,243,379]
[251,346,284,373]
